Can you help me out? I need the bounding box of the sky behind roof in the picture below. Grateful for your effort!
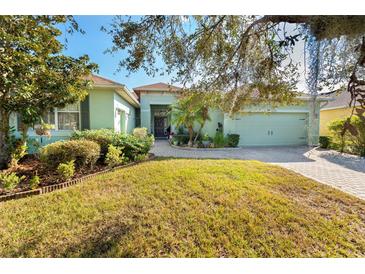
[61,15,172,91]
[62,16,309,92]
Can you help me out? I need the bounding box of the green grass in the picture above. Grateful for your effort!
[0,159,364,257]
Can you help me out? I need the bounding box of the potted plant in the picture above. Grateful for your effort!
[202,133,211,147]
[34,122,55,137]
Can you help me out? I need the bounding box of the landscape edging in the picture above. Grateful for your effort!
[0,154,155,203]
[169,143,241,151]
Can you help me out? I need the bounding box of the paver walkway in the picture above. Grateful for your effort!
[151,140,365,200]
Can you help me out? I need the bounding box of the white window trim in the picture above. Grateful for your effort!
[54,103,81,131]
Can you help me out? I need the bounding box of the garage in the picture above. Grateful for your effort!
[232,112,308,146]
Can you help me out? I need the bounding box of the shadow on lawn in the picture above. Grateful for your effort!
[60,219,136,258]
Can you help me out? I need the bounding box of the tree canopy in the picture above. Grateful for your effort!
[0,16,98,168]
[105,16,365,117]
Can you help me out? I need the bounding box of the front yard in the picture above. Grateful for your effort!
[0,159,364,257]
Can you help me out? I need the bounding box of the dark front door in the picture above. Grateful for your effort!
[154,116,166,138]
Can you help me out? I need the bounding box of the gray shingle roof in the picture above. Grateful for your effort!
[322,90,359,110]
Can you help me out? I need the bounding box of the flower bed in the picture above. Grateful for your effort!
[0,153,155,202]
[169,133,240,149]
[0,129,154,198]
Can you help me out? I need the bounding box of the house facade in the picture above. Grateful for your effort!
[10,74,328,148]
[133,83,327,146]
[10,75,139,147]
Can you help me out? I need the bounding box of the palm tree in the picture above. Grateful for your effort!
[171,92,214,146]
[170,97,196,146]
[193,105,211,144]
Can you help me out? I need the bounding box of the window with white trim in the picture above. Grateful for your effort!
[57,103,80,130]
[17,103,80,131]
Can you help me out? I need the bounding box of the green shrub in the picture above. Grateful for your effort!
[328,116,365,156]
[226,134,240,147]
[174,134,189,145]
[135,154,148,162]
[72,129,154,161]
[133,127,148,139]
[202,133,211,142]
[40,140,100,169]
[349,116,365,156]
[0,172,25,191]
[213,131,225,148]
[10,140,27,167]
[29,175,40,190]
[105,145,124,167]
[113,134,154,160]
[71,129,116,157]
[319,136,331,149]
[328,119,347,152]
[57,160,75,181]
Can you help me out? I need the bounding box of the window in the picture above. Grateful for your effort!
[17,109,55,131]
[17,103,80,131]
[57,103,80,130]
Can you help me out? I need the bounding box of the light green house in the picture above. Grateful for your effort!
[11,74,327,147]
[133,83,327,146]
[10,75,140,147]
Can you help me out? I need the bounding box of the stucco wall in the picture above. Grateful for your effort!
[89,88,114,130]
[140,92,178,133]
[320,107,352,136]
[114,92,136,133]
[192,109,224,137]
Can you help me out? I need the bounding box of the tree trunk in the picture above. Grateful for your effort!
[20,122,29,147]
[188,126,194,147]
[0,110,11,169]
[193,122,205,144]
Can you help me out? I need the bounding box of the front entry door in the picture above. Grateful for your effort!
[154,116,166,138]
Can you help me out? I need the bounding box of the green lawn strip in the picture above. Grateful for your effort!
[0,159,364,257]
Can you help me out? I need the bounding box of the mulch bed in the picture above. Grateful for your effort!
[0,154,154,199]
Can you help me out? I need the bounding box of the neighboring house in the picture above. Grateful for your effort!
[10,75,139,147]
[320,90,357,136]
[10,74,329,148]
[133,83,328,146]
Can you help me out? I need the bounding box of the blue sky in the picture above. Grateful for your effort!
[61,16,309,92]
[61,16,172,90]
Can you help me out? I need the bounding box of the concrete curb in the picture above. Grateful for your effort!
[169,143,240,151]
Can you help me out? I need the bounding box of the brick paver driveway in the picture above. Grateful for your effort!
[151,140,365,200]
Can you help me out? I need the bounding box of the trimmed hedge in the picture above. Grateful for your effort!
[71,129,154,162]
[319,136,331,149]
[71,129,116,157]
[40,140,100,169]
[226,134,240,147]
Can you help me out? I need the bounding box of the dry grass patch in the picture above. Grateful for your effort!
[0,159,364,257]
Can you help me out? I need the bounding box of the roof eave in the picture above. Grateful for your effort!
[93,84,140,107]
[115,87,140,108]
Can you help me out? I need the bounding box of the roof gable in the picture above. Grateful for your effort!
[133,82,182,92]
[85,74,139,107]
[86,74,124,87]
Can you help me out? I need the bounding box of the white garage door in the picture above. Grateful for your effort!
[233,112,308,146]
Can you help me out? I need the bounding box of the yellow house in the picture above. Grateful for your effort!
[320,90,356,136]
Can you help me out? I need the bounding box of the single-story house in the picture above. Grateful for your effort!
[320,90,357,136]
[133,83,328,146]
[10,75,140,147]
[10,74,329,147]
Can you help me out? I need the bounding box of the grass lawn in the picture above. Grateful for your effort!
[0,159,364,257]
